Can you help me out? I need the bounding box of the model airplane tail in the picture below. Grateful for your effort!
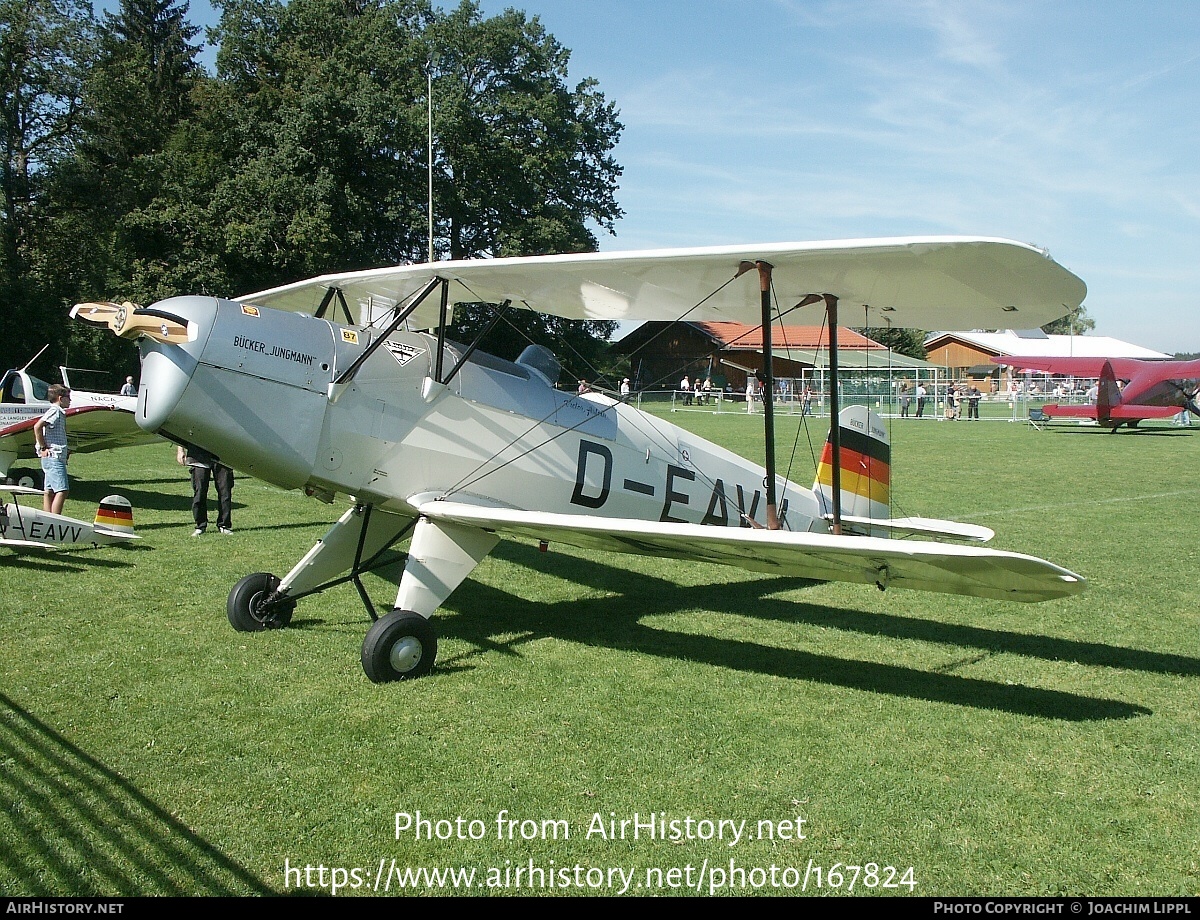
[93,495,136,536]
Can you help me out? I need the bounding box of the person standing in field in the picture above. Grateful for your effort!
[179,443,235,536]
[33,384,72,514]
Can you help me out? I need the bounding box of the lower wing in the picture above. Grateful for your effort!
[417,501,1084,603]
[1040,404,1098,418]
[1041,403,1178,420]
[0,405,158,459]
[0,537,55,551]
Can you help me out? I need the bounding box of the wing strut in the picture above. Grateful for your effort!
[824,293,842,535]
[437,300,512,386]
[314,286,355,325]
[332,276,444,387]
[755,261,782,530]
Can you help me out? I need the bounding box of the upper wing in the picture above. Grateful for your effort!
[995,355,1170,381]
[417,501,1084,603]
[0,405,157,460]
[994,356,1113,377]
[239,237,1085,332]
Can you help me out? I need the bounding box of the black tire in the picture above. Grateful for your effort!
[227,572,295,631]
[361,609,437,682]
[14,469,41,490]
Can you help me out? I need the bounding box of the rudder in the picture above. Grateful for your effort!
[94,494,135,535]
[813,406,891,532]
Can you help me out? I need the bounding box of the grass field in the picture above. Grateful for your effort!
[2,410,1198,897]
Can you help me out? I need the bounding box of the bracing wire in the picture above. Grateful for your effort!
[439,271,770,524]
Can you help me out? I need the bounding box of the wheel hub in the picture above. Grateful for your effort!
[388,636,423,673]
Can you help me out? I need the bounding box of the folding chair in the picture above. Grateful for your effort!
[1028,407,1047,430]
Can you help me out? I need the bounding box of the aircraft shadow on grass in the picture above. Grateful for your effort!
[1041,427,1192,438]
[0,548,141,572]
[0,691,275,896]
[69,477,204,515]
[68,477,329,536]
[291,539,1159,722]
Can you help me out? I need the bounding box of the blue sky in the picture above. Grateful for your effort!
[162,1,1200,353]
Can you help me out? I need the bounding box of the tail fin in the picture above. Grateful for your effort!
[94,494,135,535]
[813,406,890,534]
[1097,360,1120,425]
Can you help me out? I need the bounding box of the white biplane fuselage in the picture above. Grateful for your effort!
[137,296,821,533]
[74,238,1090,683]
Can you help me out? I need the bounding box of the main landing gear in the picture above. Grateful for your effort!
[4,468,42,490]
[226,572,437,682]
[225,507,495,684]
[224,505,438,683]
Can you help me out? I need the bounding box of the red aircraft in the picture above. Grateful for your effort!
[993,356,1200,431]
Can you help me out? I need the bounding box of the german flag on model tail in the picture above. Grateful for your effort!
[94,495,135,534]
[813,406,890,535]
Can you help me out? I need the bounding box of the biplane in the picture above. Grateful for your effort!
[0,485,137,550]
[994,354,1200,430]
[72,236,1088,682]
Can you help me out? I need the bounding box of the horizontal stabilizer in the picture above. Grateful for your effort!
[1106,405,1179,420]
[418,501,1084,603]
[833,514,994,542]
[1042,403,1178,420]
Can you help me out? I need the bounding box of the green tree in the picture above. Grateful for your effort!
[207,0,434,292]
[38,0,206,374]
[854,325,928,361]
[209,0,624,375]
[1041,303,1095,336]
[427,0,623,260]
[428,1,623,375]
[0,0,93,371]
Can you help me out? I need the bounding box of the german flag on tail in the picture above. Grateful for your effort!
[813,406,891,529]
[94,495,135,534]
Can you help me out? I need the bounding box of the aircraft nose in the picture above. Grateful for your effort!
[114,296,220,433]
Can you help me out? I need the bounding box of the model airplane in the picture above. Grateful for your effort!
[0,340,157,487]
[73,236,1089,682]
[0,485,138,550]
[994,355,1200,430]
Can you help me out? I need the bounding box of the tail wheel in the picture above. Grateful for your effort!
[227,572,295,631]
[361,609,437,682]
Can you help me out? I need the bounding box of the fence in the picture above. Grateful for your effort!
[628,382,1105,423]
